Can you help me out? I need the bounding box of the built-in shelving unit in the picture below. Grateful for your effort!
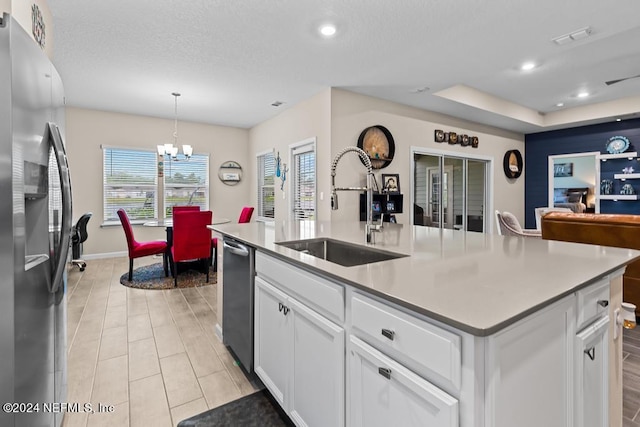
[597,151,640,209]
[614,173,640,180]
[598,195,639,201]
[598,152,638,161]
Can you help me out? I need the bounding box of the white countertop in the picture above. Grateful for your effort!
[212,220,640,336]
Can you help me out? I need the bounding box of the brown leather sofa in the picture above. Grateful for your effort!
[541,212,640,315]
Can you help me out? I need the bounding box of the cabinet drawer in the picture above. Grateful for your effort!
[351,293,461,388]
[576,279,609,330]
[256,251,344,323]
[349,336,458,427]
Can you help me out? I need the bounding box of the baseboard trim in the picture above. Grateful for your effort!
[82,251,128,260]
[215,323,223,343]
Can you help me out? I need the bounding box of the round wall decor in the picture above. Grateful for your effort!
[218,161,243,185]
[357,125,395,169]
[503,150,523,179]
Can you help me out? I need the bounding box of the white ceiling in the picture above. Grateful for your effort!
[48,0,640,134]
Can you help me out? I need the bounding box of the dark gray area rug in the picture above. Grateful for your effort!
[177,390,293,427]
[119,262,216,290]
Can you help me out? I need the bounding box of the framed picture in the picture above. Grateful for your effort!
[554,163,573,177]
[386,201,396,212]
[382,174,400,194]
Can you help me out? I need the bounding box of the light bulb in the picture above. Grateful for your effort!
[319,24,336,37]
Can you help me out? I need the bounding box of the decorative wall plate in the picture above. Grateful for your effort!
[606,135,630,154]
[357,125,395,169]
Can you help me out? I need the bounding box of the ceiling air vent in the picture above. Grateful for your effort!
[552,26,592,45]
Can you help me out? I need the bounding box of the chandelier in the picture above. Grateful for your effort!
[157,92,193,160]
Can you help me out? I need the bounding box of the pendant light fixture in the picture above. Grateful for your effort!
[157,92,193,160]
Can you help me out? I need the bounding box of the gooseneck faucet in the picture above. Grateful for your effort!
[330,146,383,243]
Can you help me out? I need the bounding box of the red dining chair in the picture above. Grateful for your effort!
[172,205,200,215]
[172,210,212,287]
[238,206,254,223]
[211,207,255,271]
[117,208,168,281]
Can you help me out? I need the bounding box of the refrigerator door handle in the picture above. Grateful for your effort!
[47,122,73,294]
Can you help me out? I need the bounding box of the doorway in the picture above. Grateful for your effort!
[547,152,599,213]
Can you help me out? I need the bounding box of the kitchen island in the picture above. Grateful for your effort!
[211,220,639,427]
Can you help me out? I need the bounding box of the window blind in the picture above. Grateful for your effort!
[292,145,315,219]
[257,152,275,219]
[103,147,157,221]
[163,153,209,217]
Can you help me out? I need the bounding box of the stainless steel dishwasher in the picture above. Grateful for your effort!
[222,237,255,373]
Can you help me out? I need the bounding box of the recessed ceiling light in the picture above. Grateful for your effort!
[616,118,622,122]
[577,91,589,98]
[319,24,337,37]
[556,102,564,107]
[521,62,536,71]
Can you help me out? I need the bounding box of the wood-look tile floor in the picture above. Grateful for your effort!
[624,325,640,426]
[62,256,257,427]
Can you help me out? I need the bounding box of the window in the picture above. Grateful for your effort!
[257,151,275,220]
[103,147,157,222]
[163,153,209,217]
[291,141,315,219]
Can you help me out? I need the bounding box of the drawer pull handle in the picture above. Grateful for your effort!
[585,347,596,361]
[378,367,392,380]
[381,328,395,341]
[283,306,290,316]
[278,303,283,312]
[597,300,609,308]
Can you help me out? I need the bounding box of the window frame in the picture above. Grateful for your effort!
[290,138,316,220]
[102,145,158,225]
[257,150,276,221]
[162,152,210,217]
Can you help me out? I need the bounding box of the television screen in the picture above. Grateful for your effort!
[372,201,381,213]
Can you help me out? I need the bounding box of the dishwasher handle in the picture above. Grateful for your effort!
[224,240,250,257]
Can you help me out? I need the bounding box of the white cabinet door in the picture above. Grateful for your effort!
[575,316,609,427]
[485,296,574,427]
[349,336,458,427]
[254,277,290,408]
[289,298,345,427]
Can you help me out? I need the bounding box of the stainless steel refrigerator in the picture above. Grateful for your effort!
[0,13,72,427]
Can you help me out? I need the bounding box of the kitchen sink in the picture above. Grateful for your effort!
[276,237,407,267]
